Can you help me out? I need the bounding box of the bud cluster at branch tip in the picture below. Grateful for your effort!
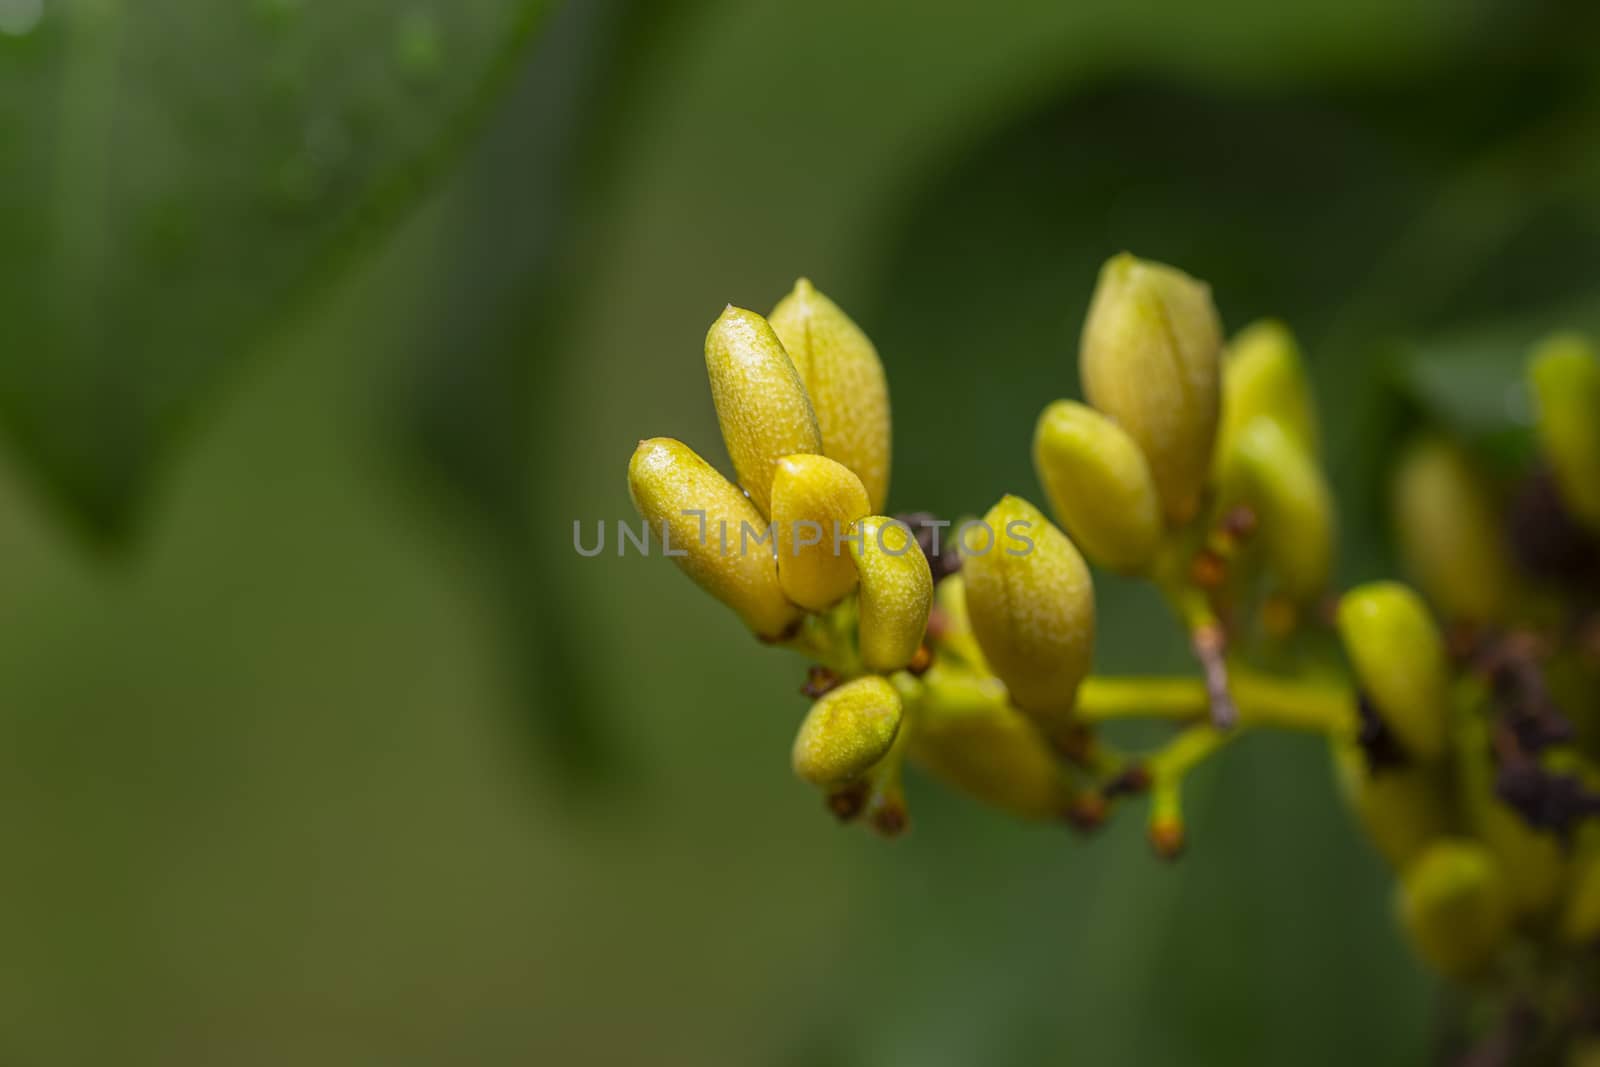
[622,266,1600,1041]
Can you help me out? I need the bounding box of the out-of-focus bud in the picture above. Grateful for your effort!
[1336,583,1449,762]
[628,438,802,639]
[1457,715,1567,919]
[1232,416,1335,602]
[962,495,1095,725]
[1032,400,1163,574]
[705,306,822,517]
[1528,332,1600,532]
[931,575,989,671]
[848,516,934,673]
[1215,320,1319,467]
[1331,740,1450,871]
[1079,253,1223,526]
[909,666,1072,819]
[770,454,871,612]
[1397,839,1511,981]
[791,676,903,787]
[1391,436,1515,625]
[769,279,892,512]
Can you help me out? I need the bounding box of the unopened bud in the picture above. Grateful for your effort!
[1079,253,1222,526]
[962,495,1095,724]
[1336,583,1449,762]
[1397,839,1510,981]
[931,574,989,671]
[908,667,1073,819]
[1215,320,1319,467]
[771,454,871,611]
[791,676,903,787]
[1392,436,1515,625]
[1332,740,1449,871]
[705,306,822,517]
[769,279,892,512]
[848,516,934,673]
[1233,416,1335,602]
[1032,400,1163,573]
[1457,715,1567,919]
[628,438,801,639]
[1528,332,1600,532]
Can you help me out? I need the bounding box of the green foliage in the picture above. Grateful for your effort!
[0,0,552,541]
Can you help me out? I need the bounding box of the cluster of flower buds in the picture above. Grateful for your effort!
[625,255,1350,843]
[623,258,1600,1043]
[1328,334,1600,1009]
[628,281,929,831]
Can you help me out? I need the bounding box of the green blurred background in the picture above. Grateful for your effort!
[4,0,1600,1062]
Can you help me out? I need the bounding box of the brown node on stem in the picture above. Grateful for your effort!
[825,782,868,822]
[1054,723,1098,768]
[800,665,841,700]
[907,642,934,677]
[1189,549,1228,589]
[1065,792,1108,833]
[868,798,910,838]
[1103,764,1151,798]
[1475,631,1574,754]
[758,616,806,646]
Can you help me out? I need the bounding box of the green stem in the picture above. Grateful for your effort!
[1076,670,1355,735]
[1146,724,1230,781]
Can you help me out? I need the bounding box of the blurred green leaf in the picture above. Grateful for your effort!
[373,0,654,782]
[0,0,554,543]
[1389,293,1600,471]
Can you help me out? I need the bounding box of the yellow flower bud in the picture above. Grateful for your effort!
[909,666,1071,820]
[1215,319,1319,467]
[1336,583,1449,762]
[704,305,822,517]
[1480,803,1566,921]
[1396,839,1511,981]
[1391,436,1515,625]
[1079,253,1223,526]
[1331,740,1449,871]
[627,437,801,639]
[1528,332,1600,532]
[962,495,1095,723]
[1233,416,1335,601]
[1032,400,1163,574]
[770,454,871,611]
[791,676,903,787]
[847,516,933,673]
[769,279,892,512]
